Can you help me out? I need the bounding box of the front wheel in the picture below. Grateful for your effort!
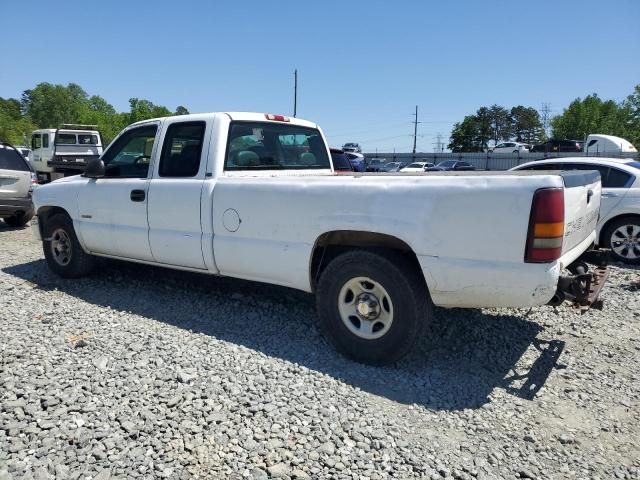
[315,250,431,365]
[606,218,640,264]
[43,214,96,277]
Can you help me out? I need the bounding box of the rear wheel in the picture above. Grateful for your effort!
[315,250,431,365]
[43,213,95,277]
[605,217,640,264]
[3,212,33,228]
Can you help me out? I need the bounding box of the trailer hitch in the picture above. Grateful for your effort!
[547,256,609,313]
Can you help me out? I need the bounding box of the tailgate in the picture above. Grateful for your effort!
[0,168,31,198]
[561,170,601,255]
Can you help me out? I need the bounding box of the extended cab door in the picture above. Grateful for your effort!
[76,123,159,260]
[146,119,210,269]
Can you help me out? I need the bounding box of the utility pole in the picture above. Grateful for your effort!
[411,105,421,160]
[411,105,419,154]
[293,69,298,118]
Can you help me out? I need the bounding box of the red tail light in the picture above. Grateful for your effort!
[525,188,565,263]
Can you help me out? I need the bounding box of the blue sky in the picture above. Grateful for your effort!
[1,0,638,152]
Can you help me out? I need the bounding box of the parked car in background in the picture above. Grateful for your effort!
[584,134,637,154]
[378,161,408,172]
[14,146,32,162]
[330,148,354,172]
[400,161,434,172]
[0,142,36,227]
[31,124,104,182]
[342,142,362,153]
[365,158,386,172]
[512,157,640,263]
[426,160,475,171]
[345,152,366,171]
[530,139,583,153]
[492,142,530,154]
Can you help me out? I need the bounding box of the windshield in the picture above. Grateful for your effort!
[624,161,640,169]
[438,160,456,167]
[225,121,331,170]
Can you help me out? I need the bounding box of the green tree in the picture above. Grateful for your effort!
[0,97,35,145]
[448,116,482,152]
[21,82,89,128]
[488,104,512,144]
[475,107,492,150]
[550,93,629,141]
[621,84,640,148]
[175,105,190,115]
[128,98,172,124]
[510,106,544,143]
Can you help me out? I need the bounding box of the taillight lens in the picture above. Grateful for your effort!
[525,188,564,263]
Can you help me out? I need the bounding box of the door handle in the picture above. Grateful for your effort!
[587,189,593,204]
[130,189,146,202]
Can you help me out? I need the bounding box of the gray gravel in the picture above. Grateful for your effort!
[1,222,639,479]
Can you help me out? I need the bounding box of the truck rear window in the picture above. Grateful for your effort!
[56,133,77,145]
[78,134,99,145]
[225,121,331,171]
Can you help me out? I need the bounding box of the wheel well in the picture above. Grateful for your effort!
[37,206,70,235]
[309,230,425,291]
[599,214,640,245]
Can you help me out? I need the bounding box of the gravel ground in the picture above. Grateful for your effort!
[0,223,639,480]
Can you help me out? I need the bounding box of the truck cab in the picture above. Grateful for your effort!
[31,125,103,182]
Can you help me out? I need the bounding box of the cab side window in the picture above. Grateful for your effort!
[42,134,49,148]
[159,122,205,177]
[101,125,158,178]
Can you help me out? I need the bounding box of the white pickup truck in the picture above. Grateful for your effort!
[32,112,607,364]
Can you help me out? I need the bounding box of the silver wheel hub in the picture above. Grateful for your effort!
[51,228,72,266]
[356,293,381,320]
[338,276,394,340]
[611,224,640,260]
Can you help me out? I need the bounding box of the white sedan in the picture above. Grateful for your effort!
[493,142,530,153]
[400,161,434,172]
[512,157,640,263]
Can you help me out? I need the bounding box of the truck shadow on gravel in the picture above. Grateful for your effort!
[4,258,565,411]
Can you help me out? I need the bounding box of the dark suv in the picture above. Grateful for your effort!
[530,139,584,153]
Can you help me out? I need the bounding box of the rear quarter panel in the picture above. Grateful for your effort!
[211,173,563,294]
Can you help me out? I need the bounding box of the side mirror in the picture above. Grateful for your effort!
[84,158,105,178]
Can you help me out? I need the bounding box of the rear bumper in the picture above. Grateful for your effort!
[419,255,561,308]
[418,231,598,309]
[0,197,34,218]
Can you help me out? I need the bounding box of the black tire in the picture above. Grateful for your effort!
[3,212,33,228]
[43,213,95,278]
[315,249,432,365]
[604,217,640,264]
